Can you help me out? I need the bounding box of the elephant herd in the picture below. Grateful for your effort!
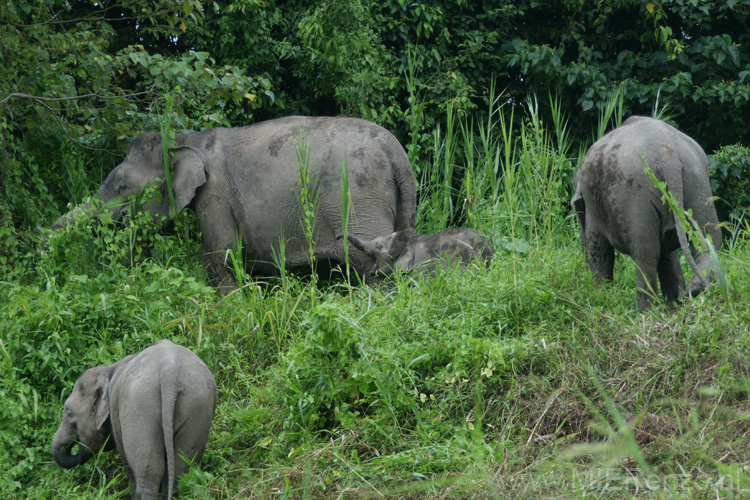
[51,115,722,498]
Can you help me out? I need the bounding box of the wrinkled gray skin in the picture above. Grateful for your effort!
[571,116,721,310]
[51,201,94,230]
[51,340,217,500]
[337,228,494,276]
[58,116,416,293]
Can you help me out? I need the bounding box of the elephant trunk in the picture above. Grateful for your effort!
[51,425,92,469]
[345,234,376,257]
[51,201,95,230]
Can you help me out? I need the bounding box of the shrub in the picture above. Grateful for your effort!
[708,143,750,222]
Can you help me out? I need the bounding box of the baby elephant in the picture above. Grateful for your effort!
[51,339,217,500]
[337,228,494,276]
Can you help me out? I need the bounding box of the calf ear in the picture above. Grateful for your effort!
[388,231,411,258]
[171,146,208,212]
[571,185,586,241]
[394,242,416,271]
[92,369,111,431]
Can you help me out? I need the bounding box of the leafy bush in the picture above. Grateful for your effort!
[280,269,541,453]
[0,377,52,494]
[708,143,750,222]
[42,189,201,284]
[281,302,404,434]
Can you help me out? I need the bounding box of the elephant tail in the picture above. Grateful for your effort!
[392,153,417,231]
[161,362,179,499]
[664,162,707,290]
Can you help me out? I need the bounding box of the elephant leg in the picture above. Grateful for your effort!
[657,251,685,303]
[585,226,614,282]
[119,424,164,500]
[687,251,713,297]
[201,245,238,295]
[170,413,213,487]
[631,250,660,310]
[128,455,163,500]
[198,210,240,294]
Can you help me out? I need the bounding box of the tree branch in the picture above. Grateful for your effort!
[11,2,179,28]
[0,91,151,105]
[0,92,143,152]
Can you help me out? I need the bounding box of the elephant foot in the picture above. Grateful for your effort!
[687,273,712,298]
[688,282,708,298]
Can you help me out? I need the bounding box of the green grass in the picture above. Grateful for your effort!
[7,237,748,499]
[2,98,749,499]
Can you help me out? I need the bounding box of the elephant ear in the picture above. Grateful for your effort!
[571,179,586,242]
[171,145,208,213]
[393,241,416,271]
[377,230,411,272]
[572,192,585,227]
[388,230,413,258]
[91,368,112,431]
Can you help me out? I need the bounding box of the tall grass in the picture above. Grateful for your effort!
[419,103,458,234]
[417,88,576,250]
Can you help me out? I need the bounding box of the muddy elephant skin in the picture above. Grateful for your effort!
[338,227,494,276]
[571,116,721,309]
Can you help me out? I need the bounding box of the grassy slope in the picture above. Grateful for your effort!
[3,224,749,499]
[2,99,748,498]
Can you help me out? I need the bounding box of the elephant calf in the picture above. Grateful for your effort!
[52,339,217,500]
[571,115,721,310]
[337,228,494,276]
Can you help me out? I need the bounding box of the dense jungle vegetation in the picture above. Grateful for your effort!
[2,1,750,498]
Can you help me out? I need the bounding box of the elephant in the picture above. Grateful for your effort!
[56,116,417,293]
[51,200,94,230]
[337,227,494,276]
[51,339,217,500]
[571,115,721,310]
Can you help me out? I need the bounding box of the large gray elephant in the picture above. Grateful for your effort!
[571,116,721,309]
[58,116,417,293]
[51,339,217,500]
[337,227,494,276]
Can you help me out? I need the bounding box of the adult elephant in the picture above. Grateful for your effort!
[571,116,721,310]
[59,116,417,293]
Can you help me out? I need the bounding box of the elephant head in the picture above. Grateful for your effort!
[51,360,126,468]
[337,230,415,276]
[99,132,207,221]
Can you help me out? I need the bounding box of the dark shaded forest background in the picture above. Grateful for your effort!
[3,0,750,277]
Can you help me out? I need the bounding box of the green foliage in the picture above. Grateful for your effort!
[417,89,574,250]
[490,1,750,151]
[295,136,320,272]
[282,303,376,433]
[0,0,267,282]
[709,143,750,222]
[42,189,199,282]
[295,1,396,115]
[0,376,48,494]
